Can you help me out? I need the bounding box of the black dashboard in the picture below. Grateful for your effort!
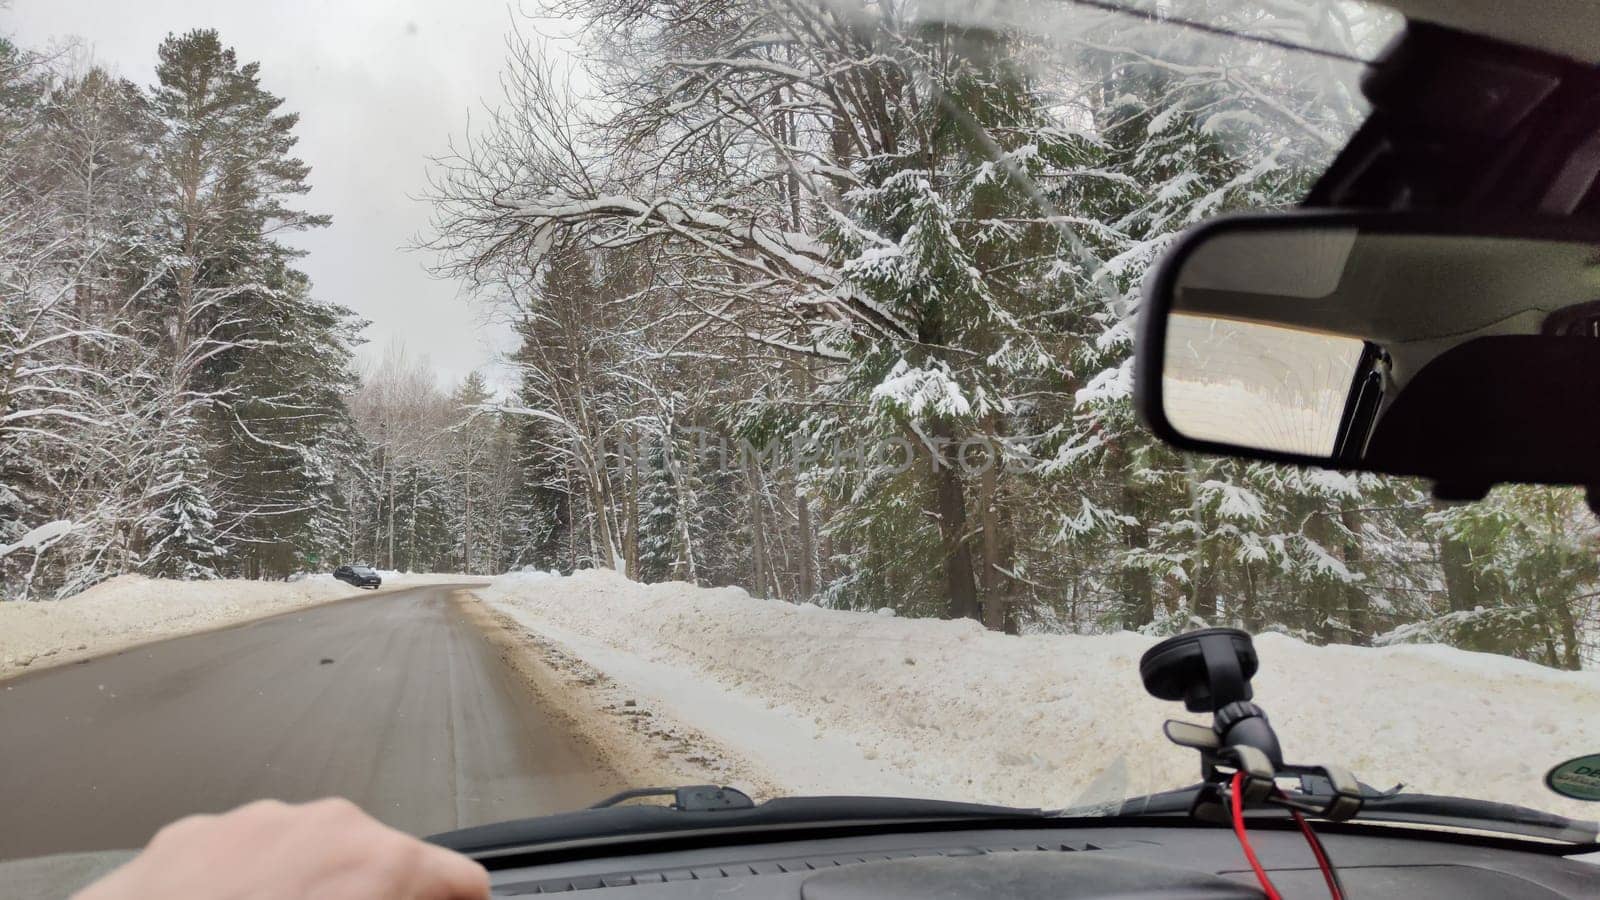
[6,817,1598,897]
[479,821,1600,898]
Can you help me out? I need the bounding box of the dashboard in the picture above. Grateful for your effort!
[7,819,1598,897]
[479,821,1600,898]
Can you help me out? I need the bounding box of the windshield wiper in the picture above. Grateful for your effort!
[1096,783,1600,845]
[432,781,1598,858]
[429,788,1046,856]
[588,784,757,811]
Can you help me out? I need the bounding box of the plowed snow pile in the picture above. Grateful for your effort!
[480,569,1600,821]
[0,573,481,679]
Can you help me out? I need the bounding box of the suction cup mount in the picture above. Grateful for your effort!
[1139,627,1257,713]
[1139,628,1364,824]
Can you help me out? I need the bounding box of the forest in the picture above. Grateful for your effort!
[0,30,516,593]
[4,2,1599,670]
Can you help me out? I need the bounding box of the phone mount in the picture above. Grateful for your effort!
[1140,628,1364,823]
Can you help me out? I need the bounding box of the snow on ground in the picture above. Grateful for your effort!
[0,572,484,680]
[479,569,1600,821]
[0,520,77,559]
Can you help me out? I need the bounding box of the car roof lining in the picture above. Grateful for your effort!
[1173,231,1600,343]
[1374,0,1600,65]
[1171,229,1600,389]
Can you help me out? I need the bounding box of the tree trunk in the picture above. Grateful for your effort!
[927,423,980,621]
[566,470,579,574]
[1191,549,1218,623]
[624,449,640,579]
[585,468,616,571]
[977,440,1014,632]
[746,453,769,599]
[795,479,815,600]
[586,488,602,570]
[1340,508,1369,643]
[936,466,981,621]
[1306,513,1340,642]
[387,469,396,570]
[1554,599,1582,670]
[1438,530,1484,613]
[1119,475,1154,628]
[462,472,473,575]
[793,360,817,600]
[379,427,394,570]
[1240,562,1261,631]
[409,473,418,570]
[668,446,698,582]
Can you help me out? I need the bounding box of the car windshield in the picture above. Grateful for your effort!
[5,0,1600,863]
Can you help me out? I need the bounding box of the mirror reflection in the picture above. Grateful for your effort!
[1158,223,1600,482]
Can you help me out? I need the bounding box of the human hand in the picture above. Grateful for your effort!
[74,798,490,900]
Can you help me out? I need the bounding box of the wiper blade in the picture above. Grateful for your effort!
[1097,785,1600,844]
[429,792,1047,856]
[588,784,756,811]
[1351,792,1599,844]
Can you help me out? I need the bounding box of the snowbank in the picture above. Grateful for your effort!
[479,570,1600,820]
[0,573,485,679]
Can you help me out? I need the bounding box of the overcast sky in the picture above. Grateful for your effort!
[4,0,524,391]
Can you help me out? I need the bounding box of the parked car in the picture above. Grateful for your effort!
[331,565,382,589]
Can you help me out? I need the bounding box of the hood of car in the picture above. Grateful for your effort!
[0,850,137,900]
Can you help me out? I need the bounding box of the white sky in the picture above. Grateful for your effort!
[4,0,524,391]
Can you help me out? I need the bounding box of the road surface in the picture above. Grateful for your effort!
[0,584,617,860]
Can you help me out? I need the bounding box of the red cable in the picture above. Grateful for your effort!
[1291,808,1345,900]
[1230,771,1283,900]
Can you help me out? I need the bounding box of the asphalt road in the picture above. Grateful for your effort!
[0,584,616,860]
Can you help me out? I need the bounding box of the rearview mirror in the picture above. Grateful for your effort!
[1136,212,1600,491]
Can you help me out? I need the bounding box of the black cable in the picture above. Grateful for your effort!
[1291,808,1348,899]
[1054,0,1373,65]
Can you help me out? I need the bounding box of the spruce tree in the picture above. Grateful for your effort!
[142,420,224,579]
[141,29,347,578]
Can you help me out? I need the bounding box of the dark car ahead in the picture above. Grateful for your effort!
[332,565,382,589]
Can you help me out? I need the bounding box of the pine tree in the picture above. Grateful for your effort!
[1,28,367,595]
[218,265,363,576]
[448,372,498,574]
[819,23,1097,623]
[637,445,682,582]
[391,463,455,572]
[141,420,224,579]
[0,37,59,567]
[1401,488,1600,669]
[1059,2,1395,635]
[140,29,344,578]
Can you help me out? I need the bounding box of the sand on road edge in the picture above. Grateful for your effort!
[454,589,784,800]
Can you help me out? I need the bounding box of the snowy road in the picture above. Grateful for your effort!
[0,584,619,860]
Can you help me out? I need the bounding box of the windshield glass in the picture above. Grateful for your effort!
[7,0,1600,863]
